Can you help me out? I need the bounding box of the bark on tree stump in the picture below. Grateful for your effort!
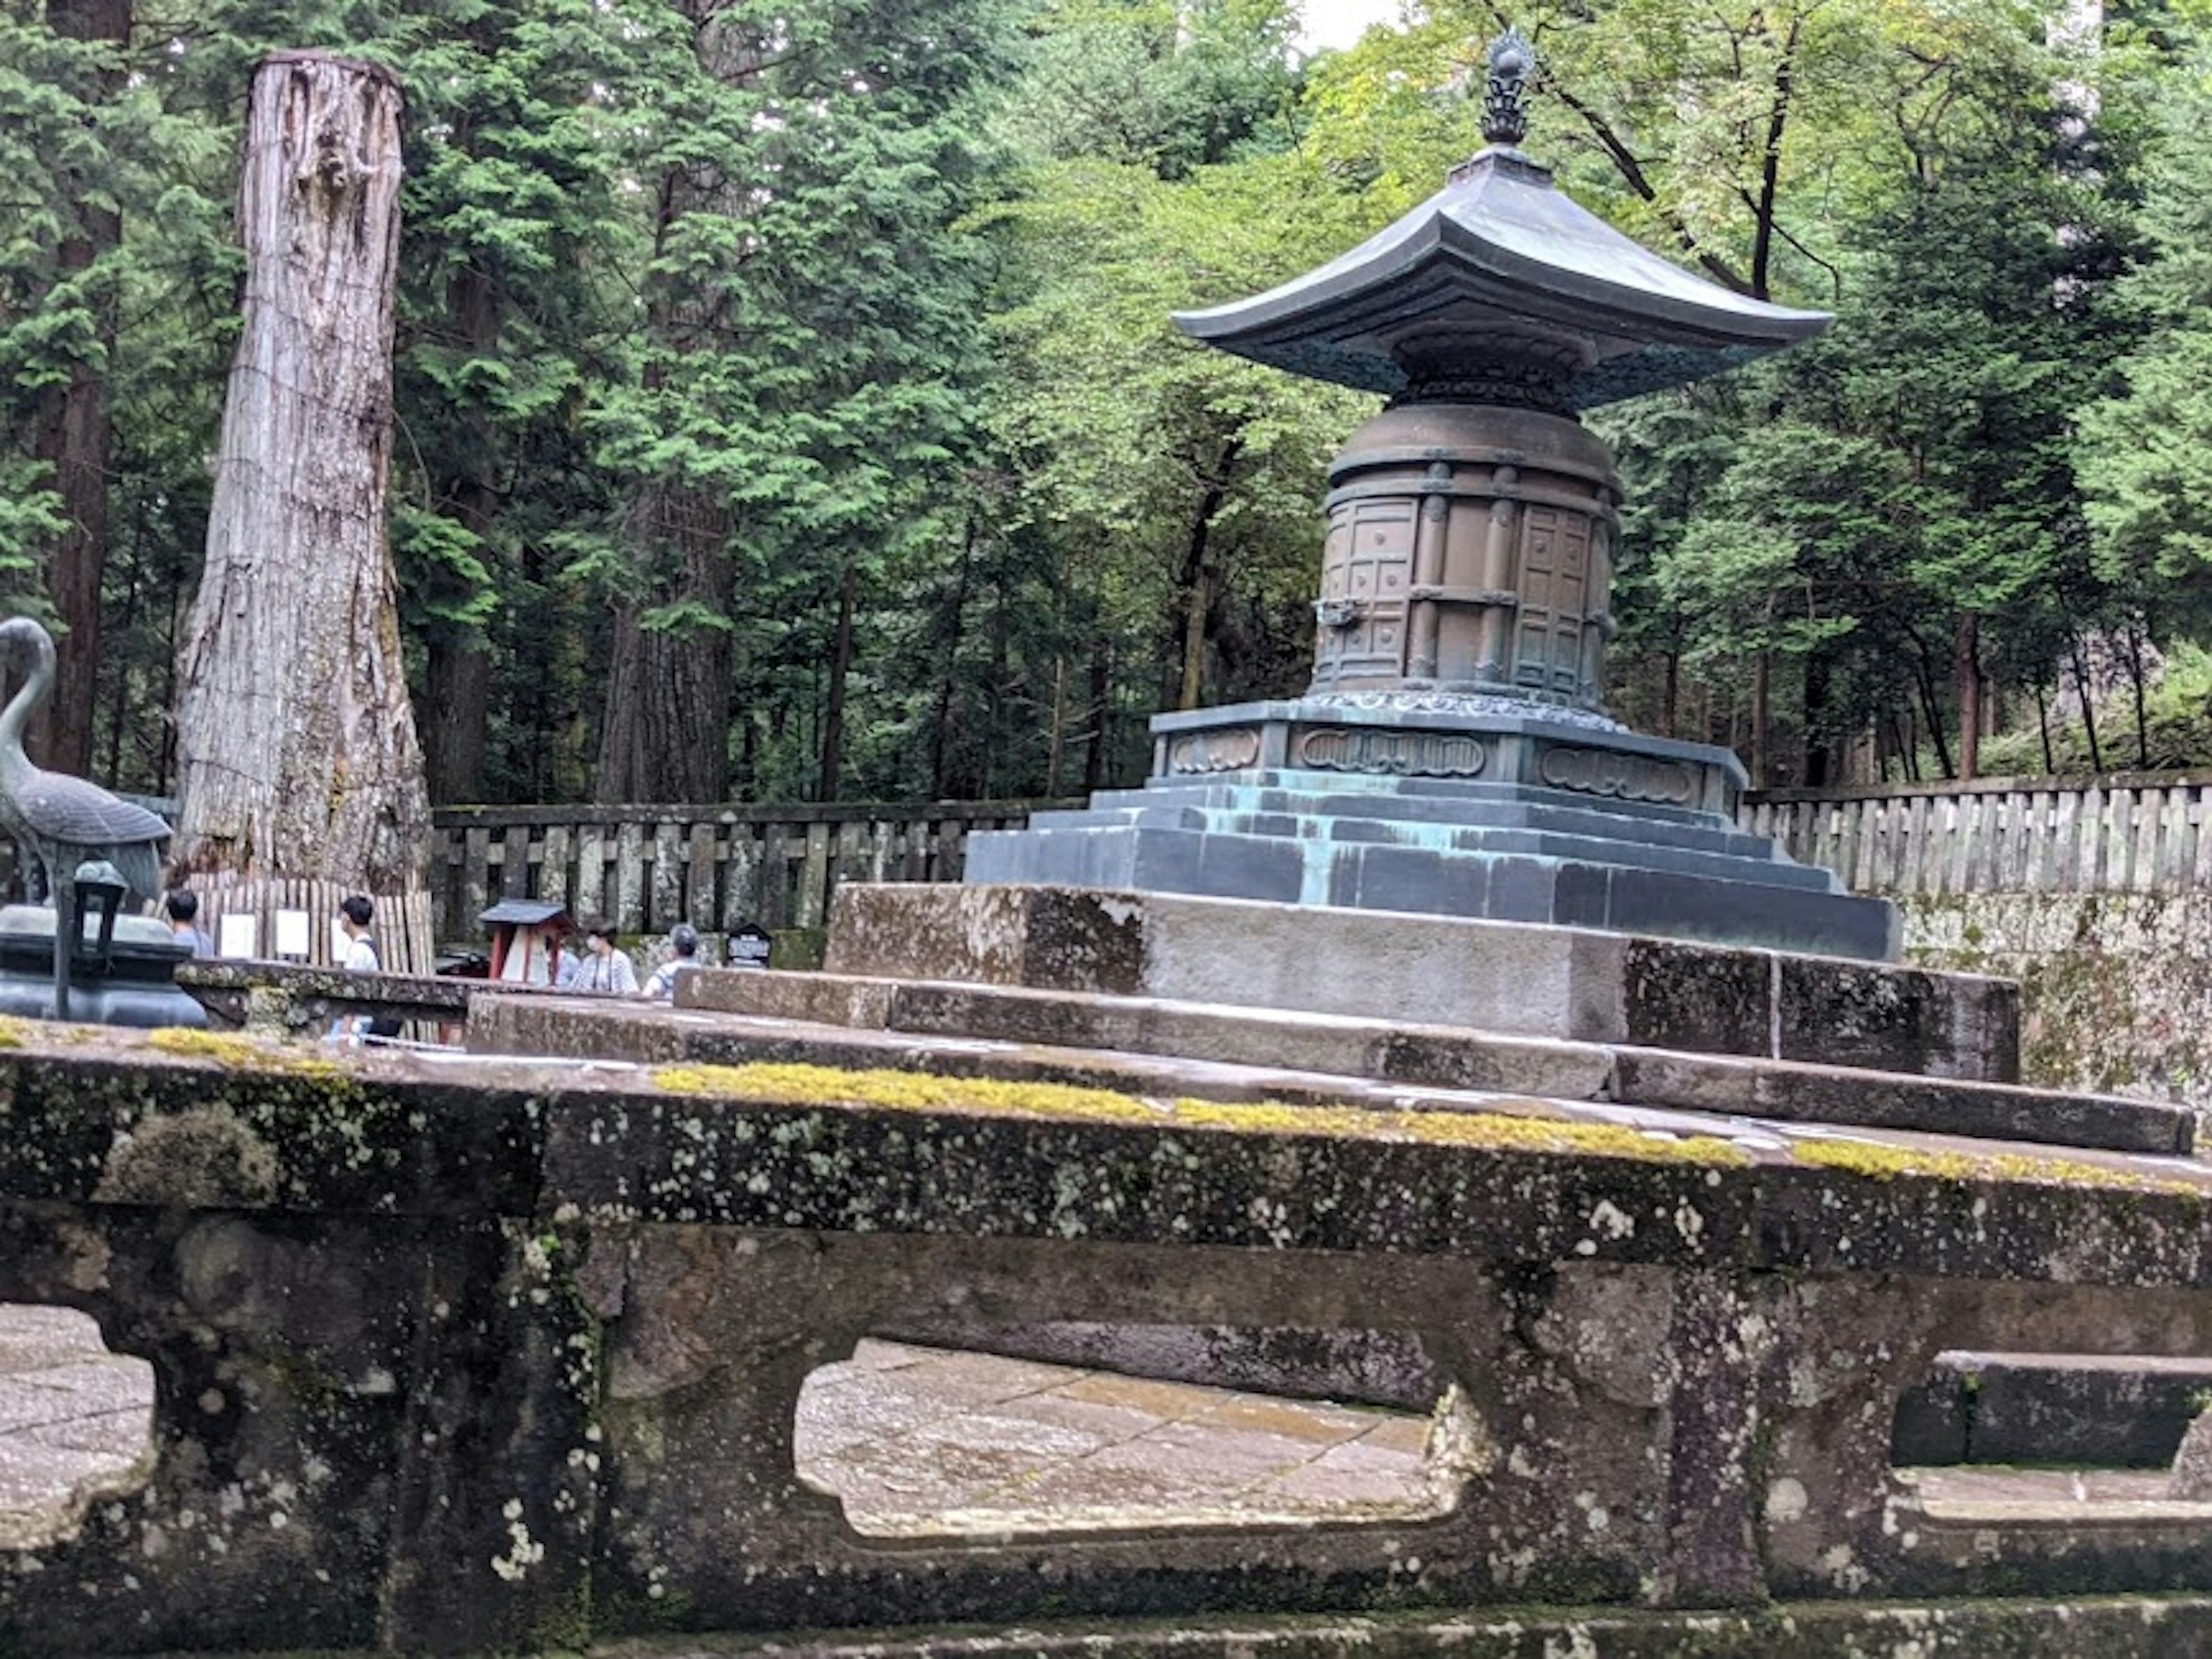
[172,51,431,960]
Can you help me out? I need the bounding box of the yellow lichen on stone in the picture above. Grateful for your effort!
[649,1062,1750,1168]
[145,1028,300,1069]
[0,1016,25,1048]
[1793,1137,2199,1197]
[1172,1100,1751,1166]
[652,1062,1172,1124]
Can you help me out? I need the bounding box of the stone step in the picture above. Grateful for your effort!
[1016,807,1838,893]
[137,1599,2212,1658]
[474,1598,2212,1656]
[964,825,1895,958]
[827,886,2013,1082]
[1098,766,1729,827]
[1070,778,1785,861]
[668,969,2190,1157]
[1894,1351,2212,1470]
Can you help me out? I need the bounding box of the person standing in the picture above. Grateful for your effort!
[574,920,638,995]
[330,893,381,1043]
[643,923,699,1000]
[164,889,215,959]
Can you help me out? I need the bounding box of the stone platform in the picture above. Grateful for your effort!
[963,702,1896,960]
[826,884,2008,1077]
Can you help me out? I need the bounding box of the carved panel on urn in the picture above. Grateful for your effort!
[1296,727,1487,779]
[1167,728,1264,775]
[1537,744,1696,806]
[1313,498,1414,687]
[1514,506,1594,699]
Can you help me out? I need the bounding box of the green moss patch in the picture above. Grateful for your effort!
[650,1060,1753,1169]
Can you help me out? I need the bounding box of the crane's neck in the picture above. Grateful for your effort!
[0,624,54,782]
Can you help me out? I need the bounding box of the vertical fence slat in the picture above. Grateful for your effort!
[758,824,792,930]
[2167,789,2197,889]
[688,823,718,929]
[573,824,605,925]
[612,821,647,934]
[798,822,834,929]
[2106,787,2134,892]
[2135,787,2169,894]
[2194,789,2212,888]
[501,825,531,899]
[724,828,760,931]
[463,827,491,932]
[649,820,683,933]
[539,824,573,910]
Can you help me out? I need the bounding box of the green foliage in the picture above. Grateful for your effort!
[8,0,2212,804]
[2080,40,2212,631]
[1979,639,2212,777]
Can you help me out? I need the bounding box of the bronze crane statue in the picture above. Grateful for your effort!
[0,617,171,1020]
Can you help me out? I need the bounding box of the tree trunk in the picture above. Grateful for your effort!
[422,457,495,806]
[31,0,129,777]
[173,54,431,911]
[1176,434,1242,713]
[2070,635,2103,774]
[421,253,501,806]
[818,561,857,802]
[1749,649,1771,788]
[425,640,492,804]
[1802,647,1831,787]
[2125,615,2151,768]
[927,522,974,798]
[1082,634,1112,792]
[1045,653,1066,797]
[592,484,734,804]
[594,0,762,806]
[1908,631,1953,779]
[1956,609,1981,782]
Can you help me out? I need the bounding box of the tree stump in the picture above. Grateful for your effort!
[172,52,432,964]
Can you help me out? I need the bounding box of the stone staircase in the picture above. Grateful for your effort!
[473,885,2185,1168]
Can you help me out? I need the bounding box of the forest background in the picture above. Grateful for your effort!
[7,0,2212,812]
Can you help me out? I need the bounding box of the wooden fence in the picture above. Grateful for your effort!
[23,771,2203,950]
[431,800,1075,941]
[1740,771,2212,897]
[430,770,2212,940]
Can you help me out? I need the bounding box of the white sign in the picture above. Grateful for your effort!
[274,909,311,959]
[218,912,257,960]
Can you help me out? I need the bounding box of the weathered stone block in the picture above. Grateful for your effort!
[1896,1353,2212,1469]
[822,885,2017,1080]
[1778,956,2021,1083]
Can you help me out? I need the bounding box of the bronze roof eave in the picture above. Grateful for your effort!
[1172,149,1834,410]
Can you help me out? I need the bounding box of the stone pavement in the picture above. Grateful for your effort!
[0,1304,153,1550]
[797,1338,1442,1535]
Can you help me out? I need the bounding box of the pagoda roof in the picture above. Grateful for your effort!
[1173,149,1831,408]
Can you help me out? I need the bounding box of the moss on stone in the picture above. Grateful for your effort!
[145,1028,301,1069]
[649,1060,1752,1169]
[1793,1136,2199,1197]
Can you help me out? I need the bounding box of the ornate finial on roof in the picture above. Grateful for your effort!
[1482,25,1536,147]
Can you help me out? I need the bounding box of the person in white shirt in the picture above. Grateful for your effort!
[574,921,637,995]
[643,923,698,1000]
[330,893,380,1043]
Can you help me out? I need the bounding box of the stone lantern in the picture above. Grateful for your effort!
[967,29,1895,960]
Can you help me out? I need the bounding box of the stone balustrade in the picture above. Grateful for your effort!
[5,1027,2212,1653]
